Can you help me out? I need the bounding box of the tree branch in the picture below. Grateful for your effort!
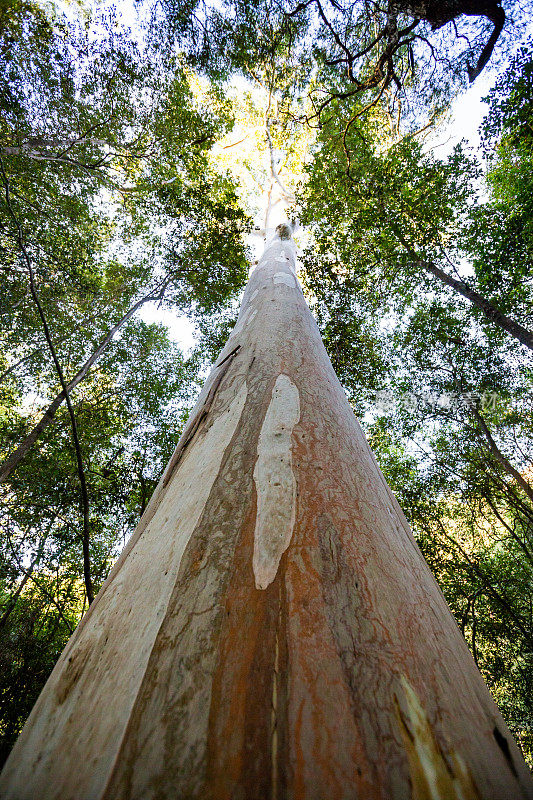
[394,232,533,352]
[0,159,94,605]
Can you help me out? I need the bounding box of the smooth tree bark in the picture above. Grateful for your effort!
[1,227,532,800]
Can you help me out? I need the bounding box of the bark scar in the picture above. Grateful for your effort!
[252,374,300,589]
[394,675,480,800]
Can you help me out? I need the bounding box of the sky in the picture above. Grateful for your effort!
[432,73,495,156]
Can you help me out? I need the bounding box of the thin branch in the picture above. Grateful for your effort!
[0,159,94,605]
[472,404,533,507]
[4,533,75,634]
[0,281,167,484]
[0,533,49,629]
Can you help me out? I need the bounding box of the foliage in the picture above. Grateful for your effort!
[149,0,532,138]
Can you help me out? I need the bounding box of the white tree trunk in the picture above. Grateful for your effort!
[1,229,532,799]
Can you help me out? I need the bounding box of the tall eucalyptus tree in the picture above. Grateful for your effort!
[2,223,532,799]
[2,1,533,795]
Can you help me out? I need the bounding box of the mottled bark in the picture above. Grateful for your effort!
[1,230,532,799]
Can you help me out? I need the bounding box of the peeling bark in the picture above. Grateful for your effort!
[1,228,532,799]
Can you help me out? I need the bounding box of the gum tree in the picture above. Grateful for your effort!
[1,224,532,799]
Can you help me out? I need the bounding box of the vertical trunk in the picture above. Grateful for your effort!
[1,229,532,800]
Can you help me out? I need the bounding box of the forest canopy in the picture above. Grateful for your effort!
[1,0,533,769]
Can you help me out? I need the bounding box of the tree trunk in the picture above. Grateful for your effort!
[393,232,533,352]
[1,229,532,800]
[0,287,161,485]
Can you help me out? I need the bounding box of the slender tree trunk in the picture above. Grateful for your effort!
[473,405,533,505]
[395,232,533,352]
[421,257,533,351]
[0,288,162,485]
[1,229,532,800]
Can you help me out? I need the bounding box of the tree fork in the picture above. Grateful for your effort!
[1,228,532,799]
